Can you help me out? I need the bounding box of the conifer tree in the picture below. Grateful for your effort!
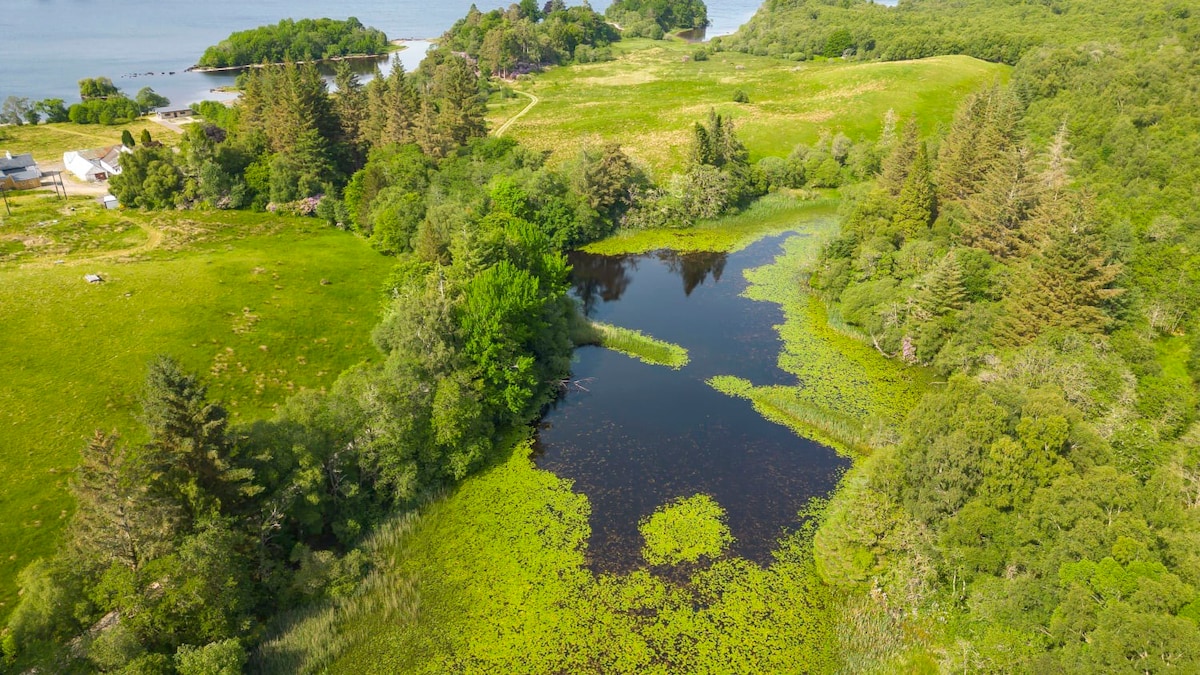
[936,85,1022,203]
[960,146,1041,259]
[140,356,256,523]
[878,118,920,195]
[69,431,179,571]
[916,250,966,318]
[429,54,487,150]
[892,142,937,239]
[997,194,1123,345]
[691,123,715,166]
[362,67,391,148]
[383,62,420,147]
[333,62,368,166]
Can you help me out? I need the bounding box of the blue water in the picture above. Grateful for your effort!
[0,0,764,107]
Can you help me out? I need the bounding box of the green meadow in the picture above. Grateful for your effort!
[0,193,393,616]
[0,118,178,165]
[489,39,1008,175]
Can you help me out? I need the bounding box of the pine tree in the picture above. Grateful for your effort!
[141,356,255,522]
[691,122,715,166]
[69,431,179,570]
[916,250,966,318]
[997,194,1123,345]
[879,118,920,195]
[362,66,391,148]
[333,62,368,166]
[383,62,420,147]
[960,146,1041,259]
[428,54,487,151]
[936,85,1022,203]
[891,142,936,239]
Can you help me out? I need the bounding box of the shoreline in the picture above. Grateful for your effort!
[187,52,392,73]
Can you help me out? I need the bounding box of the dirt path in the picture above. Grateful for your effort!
[493,90,540,138]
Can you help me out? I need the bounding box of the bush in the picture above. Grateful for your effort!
[176,639,247,675]
[733,89,750,103]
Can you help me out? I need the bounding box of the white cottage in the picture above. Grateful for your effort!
[63,145,129,182]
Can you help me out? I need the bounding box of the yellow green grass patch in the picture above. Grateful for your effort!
[573,319,690,369]
[489,39,1008,175]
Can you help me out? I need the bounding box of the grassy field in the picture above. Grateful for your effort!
[0,118,178,165]
[0,193,394,617]
[488,39,1009,175]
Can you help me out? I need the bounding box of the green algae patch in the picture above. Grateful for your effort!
[639,494,734,566]
[291,441,839,674]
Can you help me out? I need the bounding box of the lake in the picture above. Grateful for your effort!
[0,0,765,108]
[535,234,849,572]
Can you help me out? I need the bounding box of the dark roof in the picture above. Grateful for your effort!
[0,152,37,174]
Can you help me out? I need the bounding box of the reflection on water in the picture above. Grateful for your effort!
[539,235,848,572]
[569,249,729,315]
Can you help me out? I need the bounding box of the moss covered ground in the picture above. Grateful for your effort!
[0,193,393,617]
[489,39,1008,175]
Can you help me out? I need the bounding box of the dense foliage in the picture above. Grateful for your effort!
[607,0,709,38]
[197,18,389,69]
[725,0,1194,63]
[742,1,1200,670]
[440,1,619,77]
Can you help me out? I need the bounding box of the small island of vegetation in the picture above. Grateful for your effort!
[195,17,389,70]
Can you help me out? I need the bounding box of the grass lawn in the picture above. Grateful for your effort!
[488,39,1009,176]
[0,118,179,165]
[0,193,394,617]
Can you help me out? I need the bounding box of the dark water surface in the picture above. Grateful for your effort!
[535,235,849,572]
[0,0,763,106]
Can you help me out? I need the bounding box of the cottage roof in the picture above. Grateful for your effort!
[0,152,37,173]
[74,146,126,164]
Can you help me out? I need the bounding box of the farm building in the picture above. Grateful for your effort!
[63,146,129,182]
[0,151,43,190]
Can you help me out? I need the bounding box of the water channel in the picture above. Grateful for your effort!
[534,233,849,572]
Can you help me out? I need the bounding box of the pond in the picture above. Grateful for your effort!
[534,233,849,572]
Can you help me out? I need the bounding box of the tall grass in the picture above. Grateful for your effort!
[253,511,426,675]
[572,318,690,369]
[709,376,875,456]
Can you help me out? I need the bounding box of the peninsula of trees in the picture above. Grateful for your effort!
[195,18,389,70]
